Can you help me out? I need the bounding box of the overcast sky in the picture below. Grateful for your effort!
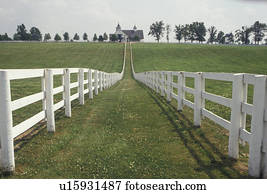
[0,0,266,42]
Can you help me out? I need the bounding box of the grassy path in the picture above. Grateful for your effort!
[5,44,248,178]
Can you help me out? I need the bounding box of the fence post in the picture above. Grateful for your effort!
[161,72,165,97]
[45,69,55,133]
[0,71,15,173]
[156,72,159,93]
[229,73,244,159]
[248,75,266,177]
[194,72,204,127]
[41,75,46,116]
[95,70,99,95]
[167,72,172,102]
[262,81,267,178]
[88,69,93,99]
[79,69,84,105]
[103,73,105,89]
[64,69,71,117]
[100,72,103,92]
[177,72,185,111]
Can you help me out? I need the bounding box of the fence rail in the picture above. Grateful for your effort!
[130,43,267,178]
[0,44,126,173]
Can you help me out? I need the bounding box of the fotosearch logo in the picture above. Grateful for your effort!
[125,181,207,191]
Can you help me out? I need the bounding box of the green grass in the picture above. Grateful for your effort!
[133,43,267,130]
[0,42,123,72]
[132,43,267,74]
[0,42,124,126]
[1,42,258,178]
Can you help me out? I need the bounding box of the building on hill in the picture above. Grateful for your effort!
[109,24,144,42]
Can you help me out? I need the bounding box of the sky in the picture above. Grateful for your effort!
[0,0,266,42]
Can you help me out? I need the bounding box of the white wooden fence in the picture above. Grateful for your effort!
[0,44,126,173]
[130,44,267,178]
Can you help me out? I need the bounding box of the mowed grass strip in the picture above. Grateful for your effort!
[3,44,248,178]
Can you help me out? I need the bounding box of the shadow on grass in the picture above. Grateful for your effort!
[0,100,81,177]
[136,80,249,179]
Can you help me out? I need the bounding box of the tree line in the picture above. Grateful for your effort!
[149,21,267,45]
[0,24,110,42]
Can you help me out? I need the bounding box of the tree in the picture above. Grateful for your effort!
[63,32,69,41]
[174,25,183,43]
[188,23,195,43]
[208,26,217,44]
[235,26,251,44]
[251,21,266,44]
[14,24,31,40]
[110,34,118,42]
[194,22,206,43]
[93,33,98,42]
[54,33,62,41]
[44,33,51,41]
[98,35,104,42]
[225,32,234,44]
[83,33,88,41]
[148,21,165,43]
[103,33,108,41]
[133,35,140,42]
[117,34,123,42]
[73,33,80,41]
[166,24,171,43]
[182,24,190,42]
[30,27,42,41]
[217,31,225,44]
[0,33,12,41]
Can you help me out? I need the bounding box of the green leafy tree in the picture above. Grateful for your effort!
[188,23,195,43]
[103,33,108,41]
[93,33,98,41]
[14,24,31,40]
[194,22,206,43]
[110,34,118,42]
[44,33,51,41]
[174,25,183,43]
[166,24,171,43]
[54,33,62,41]
[83,33,88,41]
[182,24,190,42]
[217,31,225,44]
[73,33,80,41]
[117,34,123,42]
[148,21,165,43]
[235,26,251,44]
[251,21,266,44]
[208,26,217,44]
[0,33,12,41]
[98,35,104,42]
[225,32,234,44]
[133,35,140,42]
[30,27,42,41]
[63,32,69,41]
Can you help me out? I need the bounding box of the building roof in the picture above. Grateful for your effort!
[122,30,144,40]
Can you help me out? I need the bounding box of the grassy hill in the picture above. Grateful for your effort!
[0,42,124,72]
[132,43,267,74]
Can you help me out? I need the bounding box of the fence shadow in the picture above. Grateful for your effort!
[0,100,81,177]
[136,81,249,178]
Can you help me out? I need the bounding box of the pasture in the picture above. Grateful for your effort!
[1,42,266,178]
